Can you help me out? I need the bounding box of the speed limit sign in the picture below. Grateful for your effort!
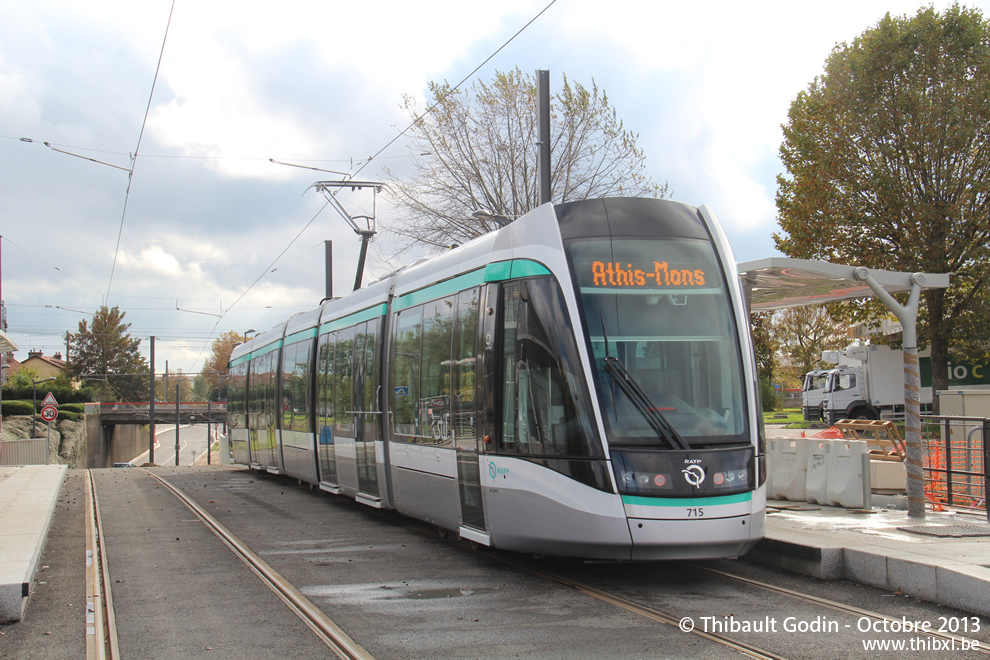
[40,405,58,422]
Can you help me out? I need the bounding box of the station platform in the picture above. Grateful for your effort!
[0,465,66,621]
[0,463,988,624]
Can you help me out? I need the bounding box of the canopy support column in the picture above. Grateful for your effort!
[853,268,927,519]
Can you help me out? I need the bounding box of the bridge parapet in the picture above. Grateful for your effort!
[84,402,227,425]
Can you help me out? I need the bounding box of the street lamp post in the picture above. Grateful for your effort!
[32,377,55,438]
[244,329,257,342]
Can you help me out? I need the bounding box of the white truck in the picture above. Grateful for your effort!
[802,344,990,422]
[819,345,933,423]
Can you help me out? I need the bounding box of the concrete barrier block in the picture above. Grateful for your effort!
[826,440,867,508]
[805,440,829,505]
[870,460,906,492]
[769,438,808,501]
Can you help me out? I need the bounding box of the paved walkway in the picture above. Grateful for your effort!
[754,499,990,616]
[0,465,66,621]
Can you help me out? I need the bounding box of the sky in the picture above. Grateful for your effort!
[1,0,983,378]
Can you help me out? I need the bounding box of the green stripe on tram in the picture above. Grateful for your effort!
[395,259,552,311]
[319,303,388,334]
[284,327,317,346]
[252,339,282,358]
[621,491,752,507]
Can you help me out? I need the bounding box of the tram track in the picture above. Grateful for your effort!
[137,469,374,660]
[493,554,787,659]
[84,470,119,660]
[484,548,990,658]
[118,467,986,657]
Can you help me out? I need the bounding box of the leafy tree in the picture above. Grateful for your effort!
[775,5,990,403]
[750,312,779,412]
[7,365,42,390]
[772,306,850,384]
[749,312,777,383]
[386,68,668,252]
[67,306,148,402]
[201,331,241,401]
[157,369,194,403]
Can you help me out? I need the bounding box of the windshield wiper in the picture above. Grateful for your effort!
[602,356,692,450]
[599,313,691,451]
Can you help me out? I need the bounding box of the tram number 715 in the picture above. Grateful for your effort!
[686,507,704,517]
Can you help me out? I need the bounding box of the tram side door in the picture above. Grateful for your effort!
[355,320,381,503]
[456,284,492,536]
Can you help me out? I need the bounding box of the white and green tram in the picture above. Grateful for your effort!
[227,197,766,560]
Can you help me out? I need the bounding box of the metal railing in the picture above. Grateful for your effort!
[921,415,988,521]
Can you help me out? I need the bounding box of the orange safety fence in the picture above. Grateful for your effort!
[922,423,986,512]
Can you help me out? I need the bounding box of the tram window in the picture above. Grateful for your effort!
[281,340,312,441]
[362,320,378,414]
[420,297,454,444]
[228,362,246,428]
[250,350,278,453]
[568,237,748,445]
[317,333,335,431]
[451,288,480,443]
[391,306,422,438]
[334,327,355,436]
[499,279,601,459]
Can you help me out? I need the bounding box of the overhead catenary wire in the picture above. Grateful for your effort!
[196,1,558,335]
[348,0,557,182]
[105,0,176,302]
[14,2,557,375]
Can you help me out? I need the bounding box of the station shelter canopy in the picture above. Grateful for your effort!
[737,258,951,313]
[0,330,17,353]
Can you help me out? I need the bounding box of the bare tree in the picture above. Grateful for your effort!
[772,307,850,385]
[385,68,667,252]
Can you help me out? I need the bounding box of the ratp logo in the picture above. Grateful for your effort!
[682,465,706,488]
[488,460,509,480]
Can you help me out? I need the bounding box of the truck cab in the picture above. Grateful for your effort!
[823,365,874,423]
[800,369,830,421]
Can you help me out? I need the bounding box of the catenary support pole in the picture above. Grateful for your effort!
[332,241,333,300]
[175,385,180,467]
[149,336,156,465]
[537,69,551,206]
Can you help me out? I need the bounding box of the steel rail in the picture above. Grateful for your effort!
[696,564,990,654]
[140,469,373,660]
[84,470,120,660]
[493,555,786,660]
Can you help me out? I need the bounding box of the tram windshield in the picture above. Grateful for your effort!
[568,237,749,447]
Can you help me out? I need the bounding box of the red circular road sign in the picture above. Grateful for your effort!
[40,405,58,422]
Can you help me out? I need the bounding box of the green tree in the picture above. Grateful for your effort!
[7,365,42,390]
[156,369,194,403]
[775,5,990,403]
[749,312,777,383]
[386,67,668,252]
[750,312,779,412]
[201,331,242,401]
[67,306,148,402]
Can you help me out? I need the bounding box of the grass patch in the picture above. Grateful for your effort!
[763,408,806,425]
